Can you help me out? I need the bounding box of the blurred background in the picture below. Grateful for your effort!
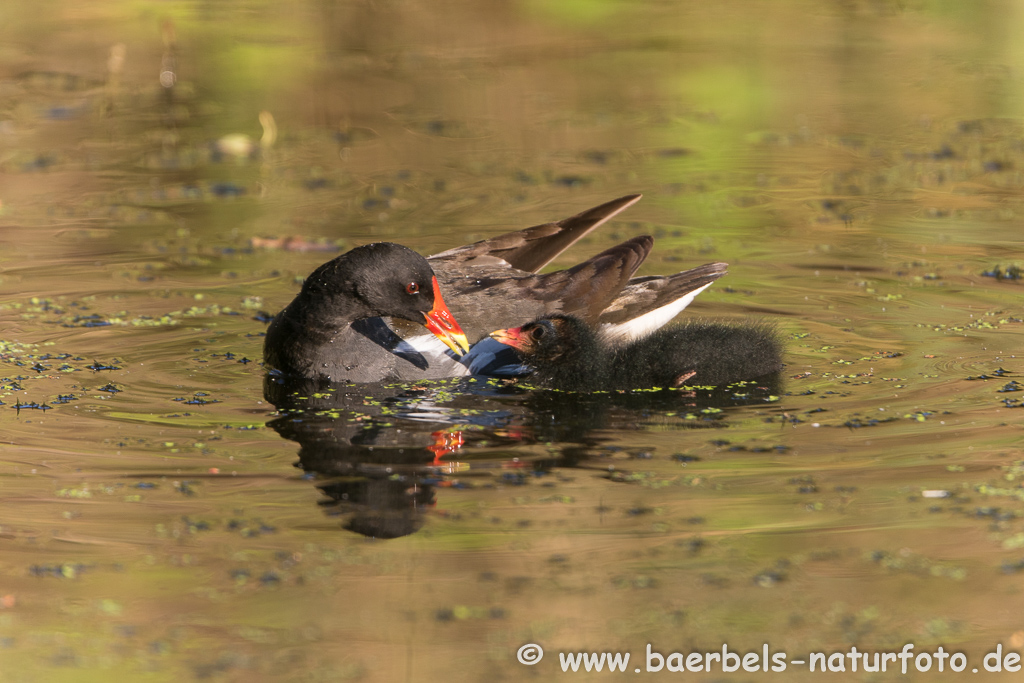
[2,0,1024,680]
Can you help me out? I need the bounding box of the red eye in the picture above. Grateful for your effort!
[405,282,420,295]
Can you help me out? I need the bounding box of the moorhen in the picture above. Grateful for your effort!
[490,314,782,391]
[264,242,471,382]
[263,194,729,382]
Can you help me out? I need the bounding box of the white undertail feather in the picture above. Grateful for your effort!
[400,334,472,376]
[596,282,714,347]
[407,334,525,377]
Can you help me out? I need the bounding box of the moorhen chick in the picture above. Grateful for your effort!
[490,314,782,391]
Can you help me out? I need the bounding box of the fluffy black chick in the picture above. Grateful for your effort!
[491,314,782,391]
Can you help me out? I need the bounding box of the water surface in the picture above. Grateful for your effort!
[2,1,1024,680]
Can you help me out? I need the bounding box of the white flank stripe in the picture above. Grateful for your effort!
[597,282,713,346]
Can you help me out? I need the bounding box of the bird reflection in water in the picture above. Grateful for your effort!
[264,369,783,540]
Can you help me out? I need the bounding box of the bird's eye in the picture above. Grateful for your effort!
[529,325,546,340]
[405,282,420,295]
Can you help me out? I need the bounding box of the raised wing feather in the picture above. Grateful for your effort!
[429,194,642,273]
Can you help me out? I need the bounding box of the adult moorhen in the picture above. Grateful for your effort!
[264,194,729,382]
[263,242,471,382]
[490,314,782,391]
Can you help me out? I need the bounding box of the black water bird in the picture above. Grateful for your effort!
[263,242,470,382]
[263,194,728,382]
[490,314,782,391]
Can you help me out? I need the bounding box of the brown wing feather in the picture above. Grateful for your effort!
[535,235,653,321]
[435,236,653,341]
[597,262,728,326]
[429,194,642,273]
[428,196,726,345]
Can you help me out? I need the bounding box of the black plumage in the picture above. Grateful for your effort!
[264,242,471,382]
[491,314,782,391]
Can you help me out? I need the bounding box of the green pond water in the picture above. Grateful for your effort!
[2,1,1024,681]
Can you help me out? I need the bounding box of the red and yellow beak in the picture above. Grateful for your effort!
[489,325,529,351]
[422,277,470,356]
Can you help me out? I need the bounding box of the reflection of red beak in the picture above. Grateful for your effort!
[427,430,465,463]
[422,277,470,356]
[489,326,530,352]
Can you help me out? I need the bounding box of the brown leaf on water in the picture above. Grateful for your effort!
[250,236,342,252]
